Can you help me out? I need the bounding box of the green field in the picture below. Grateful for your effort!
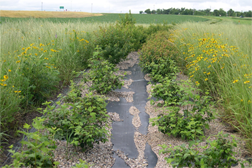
[1,13,209,24]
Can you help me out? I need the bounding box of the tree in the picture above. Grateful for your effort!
[145,9,151,14]
[204,8,211,15]
[139,11,143,14]
[151,10,156,14]
[213,9,219,16]
[219,8,226,16]
[156,9,162,14]
[227,9,234,16]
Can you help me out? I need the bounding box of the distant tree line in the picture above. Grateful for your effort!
[139,8,252,17]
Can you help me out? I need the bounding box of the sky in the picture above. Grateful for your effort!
[0,0,251,13]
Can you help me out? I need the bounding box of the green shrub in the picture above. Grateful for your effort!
[83,46,124,94]
[40,92,110,151]
[139,31,179,73]
[63,80,82,103]
[94,24,139,64]
[151,80,215,140]
[3,118,59,168]
[117,10,136,27]
[150,78,182,106]
[160,132,246,168]
[147,58,179,83]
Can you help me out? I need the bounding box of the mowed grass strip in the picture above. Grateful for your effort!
[0,10,102,18]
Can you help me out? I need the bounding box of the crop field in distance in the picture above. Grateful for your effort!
[1,11,209,24]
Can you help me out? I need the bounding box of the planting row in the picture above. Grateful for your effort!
[139,31,250,167]
[1,13,172,167]
[0,12,172,136]
[170,23,252,155]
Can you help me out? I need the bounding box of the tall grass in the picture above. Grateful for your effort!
[171,22,252,154]
[0,19,111,130]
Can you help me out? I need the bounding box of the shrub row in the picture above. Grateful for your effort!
[2,13,174,167]
[0,12,173,140]
[139,31,248,167]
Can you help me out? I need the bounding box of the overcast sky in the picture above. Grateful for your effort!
[0,0,251,13]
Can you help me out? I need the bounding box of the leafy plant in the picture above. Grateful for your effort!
[83,46,124,94]
[117,10,136,27]
[151,80,215,140]
[150,78,182,106]
[72,159,91,168]
[2,117,59,168]
[160,132,247,168]
[63,80,82,103]
[40,92,110,151]
[147,58,179,83]
[139,31,179,73]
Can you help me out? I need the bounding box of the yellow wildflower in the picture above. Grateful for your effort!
[233,80,238,83]
[195,81,200,86]
[244,81,250,84]
[8,69,11,72]
[205,78,208,81]
[208,65,211,68]
[16,60,21,63]
[207,72,210,75]
[4,75,8,79]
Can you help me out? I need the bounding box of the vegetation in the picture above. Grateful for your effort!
[0,10,102,18]
[170,22,252,154]
[83,46,124,94]
[0,13,209,24]
[160,132,243,168]
[1,11,252,167]
[141,7,252,17]
[139,28,250,166]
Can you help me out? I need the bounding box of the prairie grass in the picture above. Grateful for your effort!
[171,22,252,154]
[0,10,102,18]
[0,19,111,130]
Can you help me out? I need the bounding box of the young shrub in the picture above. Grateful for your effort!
[146,58,179,83]
[117,10,136,27]
[63,80,82,103]
[150,78,182,106]
[160,132,246,168]
[151,80,215,140]
[40,92,110,151]
[3,118,59,168]
[83,46,124,94]
[139,31,179,74]
[94,24,132,64]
